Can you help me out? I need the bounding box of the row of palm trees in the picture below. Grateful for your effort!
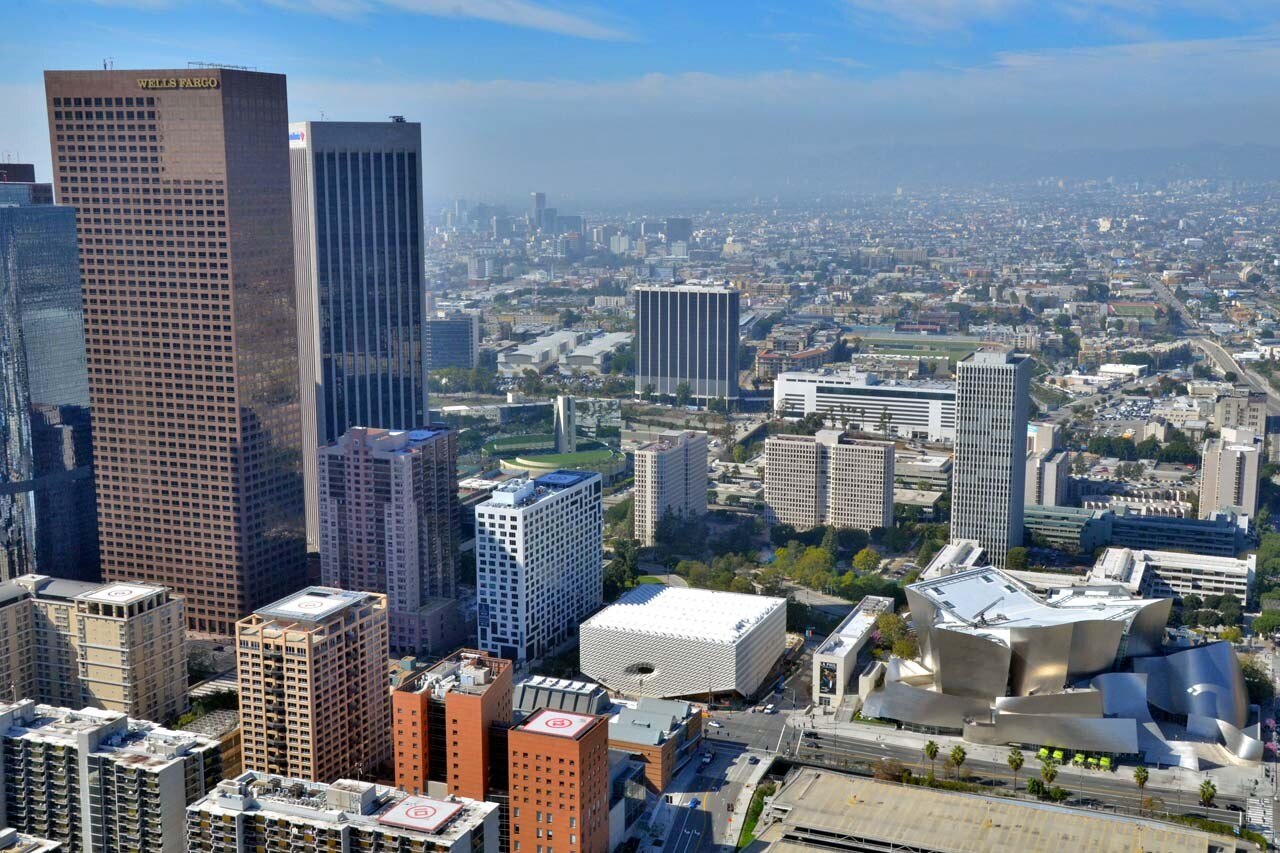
[920,740,1218,811]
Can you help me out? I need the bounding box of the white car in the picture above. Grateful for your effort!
[708,720,724,728]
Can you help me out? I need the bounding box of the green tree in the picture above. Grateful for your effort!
[853,547,881,574]
[948,744,967,780]
[1007,748,1024,792]
[1040,758,1058,788]
[1198,779,1216,808]
[1240,654,1277,705]
[1132,766,1149,812]
[1251,612,1280,636]
[923,740,939,779]
[1006,546,1029,572]
[674,382,692,407]
[732,444,748,464]
[820,526,839,560]
[891,635,919,660]
[875,613,908,647]
[1026,778,1045,798]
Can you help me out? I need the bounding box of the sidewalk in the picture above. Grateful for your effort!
[724,756,772,848]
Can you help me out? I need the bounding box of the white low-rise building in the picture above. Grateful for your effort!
[1090,547,1255,607]
[773,370,957,443]
[579,585,785,699]
[498,330,586,376]
[812,595,895,707]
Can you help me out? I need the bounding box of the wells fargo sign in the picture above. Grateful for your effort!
[136,77,220,90]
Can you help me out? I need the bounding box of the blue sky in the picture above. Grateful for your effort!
[4,1,1280,204]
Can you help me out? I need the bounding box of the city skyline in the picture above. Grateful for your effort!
[4,3,1280,203]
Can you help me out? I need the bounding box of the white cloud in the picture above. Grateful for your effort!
[841,0,1026,32]
[265,0,628,39]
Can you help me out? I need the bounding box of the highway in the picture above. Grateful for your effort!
[1191,335,1280,415]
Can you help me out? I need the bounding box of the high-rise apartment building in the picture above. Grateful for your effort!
[1215,389,1267,437]
[951,350,1032,567]
[0,574,187,723]
[634,284,740,404]
[318,426,460,654]
[425,312,482,370]
[763,431,894,532]
[44,68,307,637]
[186,772,499,853]
[633,430,708,546]
[237,587,390,783]
[0,700,222,853]
[1025,422,1073,507]
[507,709,610,853]
[474,471,602,665]
[0,174,97,581]
[392,649,513,801]
[289,120,428,549]
[1200,428,1261,520]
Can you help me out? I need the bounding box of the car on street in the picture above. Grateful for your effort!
[748,755,760,765]
[688,798,700,809]
[708,720,723,728]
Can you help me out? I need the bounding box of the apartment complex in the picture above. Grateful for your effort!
[0,700,222,853]
[1215,389,1267,436]
[0,177,96,581]
[632,430,708,546]
[1200,427,1261,520]
[237,588,390,784]
[289,120,429,549]
[763,431,894,531]
[0,575,186,723]
[507,709,610,853]
[1090,547,1255,607]
[186,772,498,853]
[634,284,740,403]
[318,426,461,654]
[474,471,603,665]
[951,350,1032,567]
[1025,422,1073,507]
[44,68,307,637]
[392,649,513,801]
[773,370,957,443]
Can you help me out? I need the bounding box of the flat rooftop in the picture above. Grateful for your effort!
[516,708,597,740]
[816,596,894,659]
[77,582,162,606]
[910,566,1152,631]
[758,768,1245,853]
[581,584,784,645]
[256,587,370,622]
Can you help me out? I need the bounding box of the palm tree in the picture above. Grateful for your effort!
[923,740,939,778]
[949,744,967,780]
[1132,766,1149,813]
[1007,748,1024,792]
[1199,779,1217,808]
[1040,758,1058,788]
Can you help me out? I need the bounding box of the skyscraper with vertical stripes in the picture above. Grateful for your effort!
[289,120,428,548]
[634,283,740,404]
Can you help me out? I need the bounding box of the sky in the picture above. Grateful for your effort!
[4,0,1280,207]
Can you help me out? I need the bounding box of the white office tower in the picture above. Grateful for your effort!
[951,351,1032,567]
[553,394,577,453]
[474,471,602,665]
[633,430,708,546]
[187,772,498,853]
[1025,422,1073,507]
[0,700,222,853]
[1199,428,1261,520]
[763,431,895,531]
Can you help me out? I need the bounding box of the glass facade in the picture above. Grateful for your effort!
[0,199,97,581]
[634,285,740,402]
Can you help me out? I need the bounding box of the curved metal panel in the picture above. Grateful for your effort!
[1124,598,1173,659]
[1133,641,1248,729]
[1008,623,1071,696]
[905,587,940,669]
[932,626,1010,700]
[994,689,1104,717]
[1065,619,1124,682]
[861,680,992,730]
[965,713,1139,754]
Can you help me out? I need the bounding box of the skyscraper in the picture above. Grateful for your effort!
[0,173,97,581]
[318,425,461,654]
[762,431,894,531]
[951,350,1032,567]
[506,709,610,853]
[237,587,390,783]
[425,312,481,370]
[44,68,307,637]
[474,471,602,664]
[1199,427,1261,520]
[529,191,545,226]
[634,283,740,404]
[664,216,693,245]
[633,429,708,547]
[290,120,428,549]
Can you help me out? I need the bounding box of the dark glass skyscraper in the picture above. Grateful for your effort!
[45,68,308,637]
[289,120,428,547]
[634,284,740,404]
[0,178,97,581]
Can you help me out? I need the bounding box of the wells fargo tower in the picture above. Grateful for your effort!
[43,68,307,636]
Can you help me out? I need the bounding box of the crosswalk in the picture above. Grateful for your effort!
[1245,796,1272,835]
